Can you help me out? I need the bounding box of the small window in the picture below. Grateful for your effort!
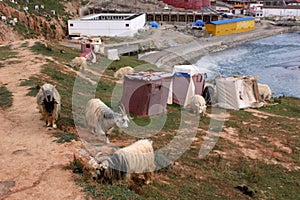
[125,24,129,27]
[70,23,74,27]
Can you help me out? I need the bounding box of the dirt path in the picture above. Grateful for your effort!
[0,40,84,199]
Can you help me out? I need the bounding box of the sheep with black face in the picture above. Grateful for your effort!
[36,83,61,129]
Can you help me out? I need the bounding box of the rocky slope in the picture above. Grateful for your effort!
[0,0,81,42]
[0,0,178,43]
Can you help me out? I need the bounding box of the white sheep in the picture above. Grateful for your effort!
[190,95,207,116]
[70,56,87,71]
[257,83,272,102]
[85,98,129,144]
[88,139,155,184]
[36,83,61,129]
[114,66,134,79]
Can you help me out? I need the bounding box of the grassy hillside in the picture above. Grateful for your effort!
[18,42,300,200]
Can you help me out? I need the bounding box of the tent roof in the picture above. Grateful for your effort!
[208,17,254,25]
[173,65,204,76]
[125,71,172,81]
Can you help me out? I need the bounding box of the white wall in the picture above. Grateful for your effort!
[263,8,300,17]
[68,13,146,37]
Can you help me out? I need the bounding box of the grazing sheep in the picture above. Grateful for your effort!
[36,83,61,129]
[190,95,207,116]
[70,56,87,71]
[257,83,272,101]
[85,98,129,144]
[114,66,134,79]
[88,139,155,184]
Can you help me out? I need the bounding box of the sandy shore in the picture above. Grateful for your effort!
[139,21,300,70]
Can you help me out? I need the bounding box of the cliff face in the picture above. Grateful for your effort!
[0,1,80,42]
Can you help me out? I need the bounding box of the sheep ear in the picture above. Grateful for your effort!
[104,111,114,119]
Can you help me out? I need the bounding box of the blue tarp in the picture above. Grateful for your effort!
[174,72,190,78]
[192,20,204,27]
[149,21,159,28]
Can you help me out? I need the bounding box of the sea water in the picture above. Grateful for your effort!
[195,31,300,98]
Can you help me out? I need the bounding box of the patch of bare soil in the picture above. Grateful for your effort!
[0,40,85,199]
[245,108,300,121]
[220,127,297,170]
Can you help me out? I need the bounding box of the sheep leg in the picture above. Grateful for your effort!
[52,118,57,129]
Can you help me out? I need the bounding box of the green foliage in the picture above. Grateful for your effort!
[52,131,78,143]
[74,178,144,200]
[13,22,38,39]
[66,155,84,174]
[0,85,13,108]
[259,97,300,117]
[30,41,81,62]
[108,56,150,71]
[20,77,42,96]
[4,0,66,17]
[0,45,18,61]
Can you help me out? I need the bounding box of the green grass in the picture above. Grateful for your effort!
[259,97,300,118]
[107,56,150,71]
[4,0,67,17]
[20,77,42,96]
[0,45,18,61]
[30,41,80,63]
[52,131,79,143]
[13,22,38,39]
[0,85,13,109]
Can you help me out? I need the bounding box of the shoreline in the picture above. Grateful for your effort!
[139,22,300,70]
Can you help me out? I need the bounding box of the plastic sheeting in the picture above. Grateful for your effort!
[216,76,263,110]
[168,65,206,107]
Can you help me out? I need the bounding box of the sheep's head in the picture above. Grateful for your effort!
[115,104,129,129]
[42,84,56,102]
[88,157,109,180]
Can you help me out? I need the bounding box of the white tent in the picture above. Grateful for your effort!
[216,76,263,110]
[168,65,206,107]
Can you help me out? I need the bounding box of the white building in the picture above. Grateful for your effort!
[263,7,300,17]
[68,13,146,37]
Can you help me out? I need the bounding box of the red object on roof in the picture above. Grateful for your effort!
[163,0,210,10]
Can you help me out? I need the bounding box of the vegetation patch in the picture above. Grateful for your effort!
[0,45,18,61]
[52,131,78,143]
[3,0,67,18]
[20,77,42,96]
[259,97,300,118]
[30,41,81,63]
[13,22,38,39]
[0,85,13,109]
